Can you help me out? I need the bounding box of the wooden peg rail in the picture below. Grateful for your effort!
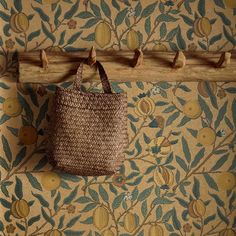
[18,50,236,83]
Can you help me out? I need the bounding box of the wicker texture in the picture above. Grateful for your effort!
[47,60,128,176]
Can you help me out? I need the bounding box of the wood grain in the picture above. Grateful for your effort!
[18,51,236,83]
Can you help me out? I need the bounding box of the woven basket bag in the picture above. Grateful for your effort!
[47,60,128,176]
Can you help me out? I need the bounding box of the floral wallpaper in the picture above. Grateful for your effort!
[0,0,236,235]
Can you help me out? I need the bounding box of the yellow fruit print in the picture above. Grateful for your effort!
[18,125,38,145]
[197,81,217,98]
[193,18,202,38]
[2,97,22,117]
[46,46,64,52]
[135,97,155,116]
[11,199,30,219]
[224,0,236,8]
[95,22,111,48]
[188,199,206,218]
[197,127,216,146]
[148,224,164,236]
[123,212,137,233]
[193,17,212,38]
[217,172,236,191]
[44,229,62,236]
[219,229,236,236]
[200,17,212,36]
[126,30,140,50]
[153,43,168,51]
[183,100,202,119]
[101,229,115,236]
[10,13,29,33]
[154,166,174,189]
[148,136,171,157]
[93,206,109,230]
[41,172,61,191]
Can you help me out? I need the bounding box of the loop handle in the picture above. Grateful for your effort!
[74,59,112,94]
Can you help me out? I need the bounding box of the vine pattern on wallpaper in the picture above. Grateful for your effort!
[0,0,236,79]
[0,81,235,235]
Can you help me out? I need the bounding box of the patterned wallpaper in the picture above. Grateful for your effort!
[0,0,235,54]
[0,80,236,235]
[0,0,236,235]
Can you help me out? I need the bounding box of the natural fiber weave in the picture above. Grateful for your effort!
[47,60,128,176]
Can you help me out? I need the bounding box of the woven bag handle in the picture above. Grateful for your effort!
[74,60,112,93]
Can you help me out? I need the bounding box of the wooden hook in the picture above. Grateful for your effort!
[132,48,143,67]
[87,46,96,66]
[216,52,231,68]
[40,50,49,70]
[172,51,186,68]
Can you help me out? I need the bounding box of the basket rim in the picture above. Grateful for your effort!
[56,87,127,97]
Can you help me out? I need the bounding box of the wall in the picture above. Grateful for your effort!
[0,0,236,235]
[0,0,235,55]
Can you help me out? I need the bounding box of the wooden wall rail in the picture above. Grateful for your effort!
[18,50,236,83]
